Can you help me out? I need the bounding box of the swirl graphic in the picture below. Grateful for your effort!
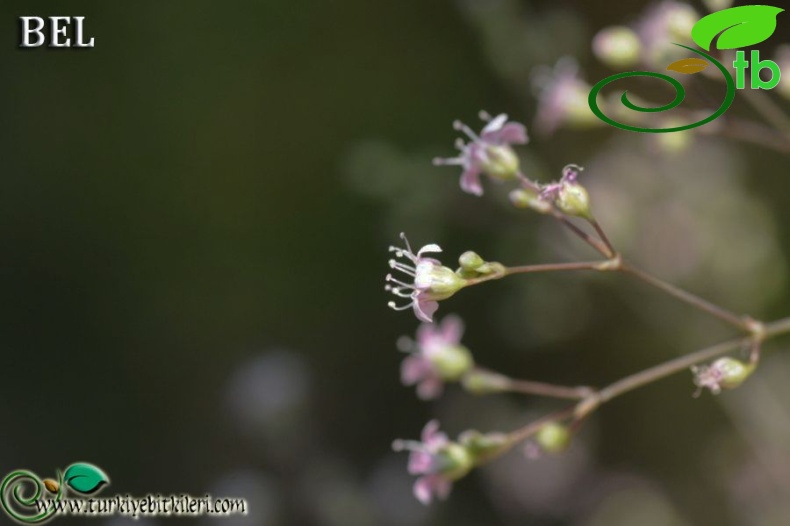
[0,470,62,524]
[588,44,736,133]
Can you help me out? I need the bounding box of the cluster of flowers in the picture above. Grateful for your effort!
[385,112,759,505]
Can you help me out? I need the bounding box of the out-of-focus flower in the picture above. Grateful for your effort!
[532,423,572,456]
[692,357,756,396]
[433,112,528,196]
[775,44,790,100]
[386,233,466,322]
[532,58,599,136]
[702,0,733,12]
[540,164,592,219]
[399,315,474,400]
[636,1,699,67]
[593,26,642,69]
[392,421,474,505]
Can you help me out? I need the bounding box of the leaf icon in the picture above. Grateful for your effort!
[63,463,109,494]
[667,57,709,74]
[692,5,784,51]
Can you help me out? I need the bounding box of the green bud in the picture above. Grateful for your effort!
[712,357,755,390]
[556,183,592,219]
[421,265,467,300]
[435,443,474,481]
[459,430,511,463]
[510,189,552,214]
[460,369,510,395]
[429,344,474,381]
[593,26,641,69]
[693,357,756,395]
[702,0,733,10]
[480,145,520,181]
[474,262,505,276]
[459,251,485,272]
[535,423,571,454]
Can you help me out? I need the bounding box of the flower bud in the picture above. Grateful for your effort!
[429,344,474,381]
[458,251,485,272]
[692,357,756,395]
[555,183,592,219]
[415,263,466,300]
[460,369,509,395]
[665,4,699,41]
[510,189,552,214]
[480,145,520,181]
[702,0,733,10]
[435,443,475,481]
[534,422,572,454]
[459,430,511,463]
[593,26,641,69]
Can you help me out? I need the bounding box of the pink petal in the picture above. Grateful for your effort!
[416,376,444,400]
[421,420,449,448]
[485,122,528,145]
[413,475,451,505]
[413,477,433,505]
[438,314,464,345]
[417,244,442,257]
[408,451,434,475]
[401,355,430,385]
[414,298,438,323]
[481,113,508,135]
[433,476,453,501]
[459,166,483,196]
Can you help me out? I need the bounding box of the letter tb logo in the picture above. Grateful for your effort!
[589,5,784,133]
[733,50,781,90]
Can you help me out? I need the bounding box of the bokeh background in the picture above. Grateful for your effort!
[2,1,790,525]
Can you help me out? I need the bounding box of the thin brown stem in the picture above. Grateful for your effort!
[619,263,752,332]
[494,316,790,456]
[504,260,607,276]
[597,315,790,404]
[506,406,577,445]
[589,218,616,258]
[550,210,611,257]
[504,377,592,400]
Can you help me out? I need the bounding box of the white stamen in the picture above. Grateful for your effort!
[386,275,415,290]
[453,120,480,142]
[433,156,464,166]
[388,301,414,312]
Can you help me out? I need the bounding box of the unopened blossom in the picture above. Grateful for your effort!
[400,315,473,399]
[532,58,598,136]
[593,26,641,68]
[433,111,528,196]
[636,1,699,66]
[775,44,790,100]
[386,233,466,322]
[392,420,473,505]
[692,357,755,396]
[539,164,592,219]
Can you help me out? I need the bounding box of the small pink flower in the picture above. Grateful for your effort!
[539,164,583,201]
[400,315,470,400]
[692,357,755,397]
[386,234,465,322]
[393,421,456,505]
[433,111,528,196]
[532,58,596,136]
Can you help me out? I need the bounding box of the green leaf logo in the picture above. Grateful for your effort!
[692,5,784,51]
[63,463,109,495]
